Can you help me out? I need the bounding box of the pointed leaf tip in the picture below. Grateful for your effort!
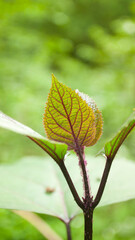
[44,76,103,150]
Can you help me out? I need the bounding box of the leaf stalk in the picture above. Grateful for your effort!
[59,162,84,210]
[93,157,112,208]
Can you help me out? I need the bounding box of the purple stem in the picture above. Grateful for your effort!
[75,147,93,240]
[92,157,112,208]
[59,161,84,210]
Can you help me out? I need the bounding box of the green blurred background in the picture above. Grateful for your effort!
[0,0,135,239]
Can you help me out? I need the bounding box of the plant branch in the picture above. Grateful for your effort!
[59,162,84,210]
[92,157,112,208]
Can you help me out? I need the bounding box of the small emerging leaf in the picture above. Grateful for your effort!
[44,75,103,150]
[102,111,135,160]
[0,111,67,163]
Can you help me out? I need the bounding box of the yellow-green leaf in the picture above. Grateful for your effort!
[44,75,103,150]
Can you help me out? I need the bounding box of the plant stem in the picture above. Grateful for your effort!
[76,147,92,201]
[93,157,112,208]
[66,221,72,240]
[76,147,93,239]
[59,162,84,209]
[84,208,93,240]
[60,148,114,240]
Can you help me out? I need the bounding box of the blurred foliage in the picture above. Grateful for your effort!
[71,200,135,240]
[0,200,135,240]
[0,209,44,240]
[0,0,135,239]
[0,0,135,162]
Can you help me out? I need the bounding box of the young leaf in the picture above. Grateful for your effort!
[44,75,103,150]
[102,111,135,160]
[0,111,67,163]
[0,155,135,219]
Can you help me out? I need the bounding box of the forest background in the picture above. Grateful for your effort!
[0,0,135,239]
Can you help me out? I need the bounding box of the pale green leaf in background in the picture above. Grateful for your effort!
[0,155,134,220]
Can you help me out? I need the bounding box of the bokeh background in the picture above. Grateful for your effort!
[0,0,135,239]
